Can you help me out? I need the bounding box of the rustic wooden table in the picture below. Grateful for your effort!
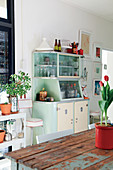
[5,129,113,170]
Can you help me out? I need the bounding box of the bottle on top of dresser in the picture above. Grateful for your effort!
[54,39,58,51]
[72,42,78,54]
[58,40,61,52]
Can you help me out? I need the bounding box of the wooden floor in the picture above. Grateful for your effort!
[5,129,113,169]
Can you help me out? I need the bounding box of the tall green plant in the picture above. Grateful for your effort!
[99,75,113,126]
[0,71,31,97]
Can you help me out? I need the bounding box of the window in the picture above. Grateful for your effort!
[0,0,15,84]
[0,0,7,19]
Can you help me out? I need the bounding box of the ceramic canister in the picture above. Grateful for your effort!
[10,97,18,112]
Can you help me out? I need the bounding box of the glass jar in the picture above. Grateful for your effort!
[51,68,55,77]
[47,67,50,77]
[43,67,47,77]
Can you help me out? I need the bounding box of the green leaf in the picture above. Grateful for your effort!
[98,100,106,113]
[105,89,113,110]
[106,82,110,100]
[101,86,106,100]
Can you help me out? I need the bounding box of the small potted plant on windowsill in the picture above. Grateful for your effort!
[0,71,31,113]
[95,75,113,149]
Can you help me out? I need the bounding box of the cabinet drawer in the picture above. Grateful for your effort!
[57,103,73,131]
[74,101,88,133]
[75,101,88,114]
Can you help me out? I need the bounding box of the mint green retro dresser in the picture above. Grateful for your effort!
[32,51,89,144]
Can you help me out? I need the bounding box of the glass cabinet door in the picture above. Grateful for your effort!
[59,54,80,77]
[59,80,82,99]
[34,53,57,77]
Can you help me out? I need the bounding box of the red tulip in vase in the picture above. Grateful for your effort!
[95,75,113,149]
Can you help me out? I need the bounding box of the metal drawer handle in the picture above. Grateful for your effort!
[65,109,67,114]
[80,107,83,112]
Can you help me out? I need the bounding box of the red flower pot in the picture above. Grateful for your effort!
[95,123,113,149]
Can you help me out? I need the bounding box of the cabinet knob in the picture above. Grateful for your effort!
[76,121,77,123]
[76,118,78,120]
[71,119,73,121]
[86,104,88,107]
[71,122,73,124]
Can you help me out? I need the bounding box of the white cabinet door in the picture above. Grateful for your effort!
[57,103,73,131]
[74,101,88,133]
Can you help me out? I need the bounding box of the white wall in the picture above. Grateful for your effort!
[105,51,113,122]
[15,0,113,75]
[15,0,113,144]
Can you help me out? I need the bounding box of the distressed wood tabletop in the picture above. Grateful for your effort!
[5,129,113,169]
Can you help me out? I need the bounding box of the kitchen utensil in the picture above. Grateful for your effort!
[5,132,12,141]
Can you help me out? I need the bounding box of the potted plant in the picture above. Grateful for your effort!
[0,102,12,115]
[95,75,113,149]
[0,130,5,143]
[0,71,31,113]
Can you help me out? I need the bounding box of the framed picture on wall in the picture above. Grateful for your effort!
[79,30,92,57]
[93,43,102,62]
[93,62,102,79]
[93,79,101,96]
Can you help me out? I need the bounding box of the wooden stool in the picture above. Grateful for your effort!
[26,118,44,145]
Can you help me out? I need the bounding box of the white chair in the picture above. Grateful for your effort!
[36,129,73,144]
[26,118,44,145]
[88,123,95,129]
[90,111,101,123]
[0,158,11,170]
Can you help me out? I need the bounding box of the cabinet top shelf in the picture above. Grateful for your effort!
[33,51,84,57]
[34,64,79,69]
[33,76,80,80]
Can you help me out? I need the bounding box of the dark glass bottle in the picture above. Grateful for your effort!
[72,42,76,54]
[58,40,61,52]
[54,39,58,51]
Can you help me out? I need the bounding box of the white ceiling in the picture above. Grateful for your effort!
[61,0,113,23]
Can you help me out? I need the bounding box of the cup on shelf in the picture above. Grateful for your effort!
[47,67,50,77]
[37,67,40,77]
[40,67,43,77]
[44,57,50,65]
[43,67,47,77]
[50,68,55,77]
[73,62,78,68]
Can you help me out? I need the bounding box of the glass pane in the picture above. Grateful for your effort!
[0,0,7,19]
[34,53,57,77]
[0,30,9,84]
[59,55,79,77]
[59,80,82,99]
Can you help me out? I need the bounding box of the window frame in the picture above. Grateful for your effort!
[0,0,15,76]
